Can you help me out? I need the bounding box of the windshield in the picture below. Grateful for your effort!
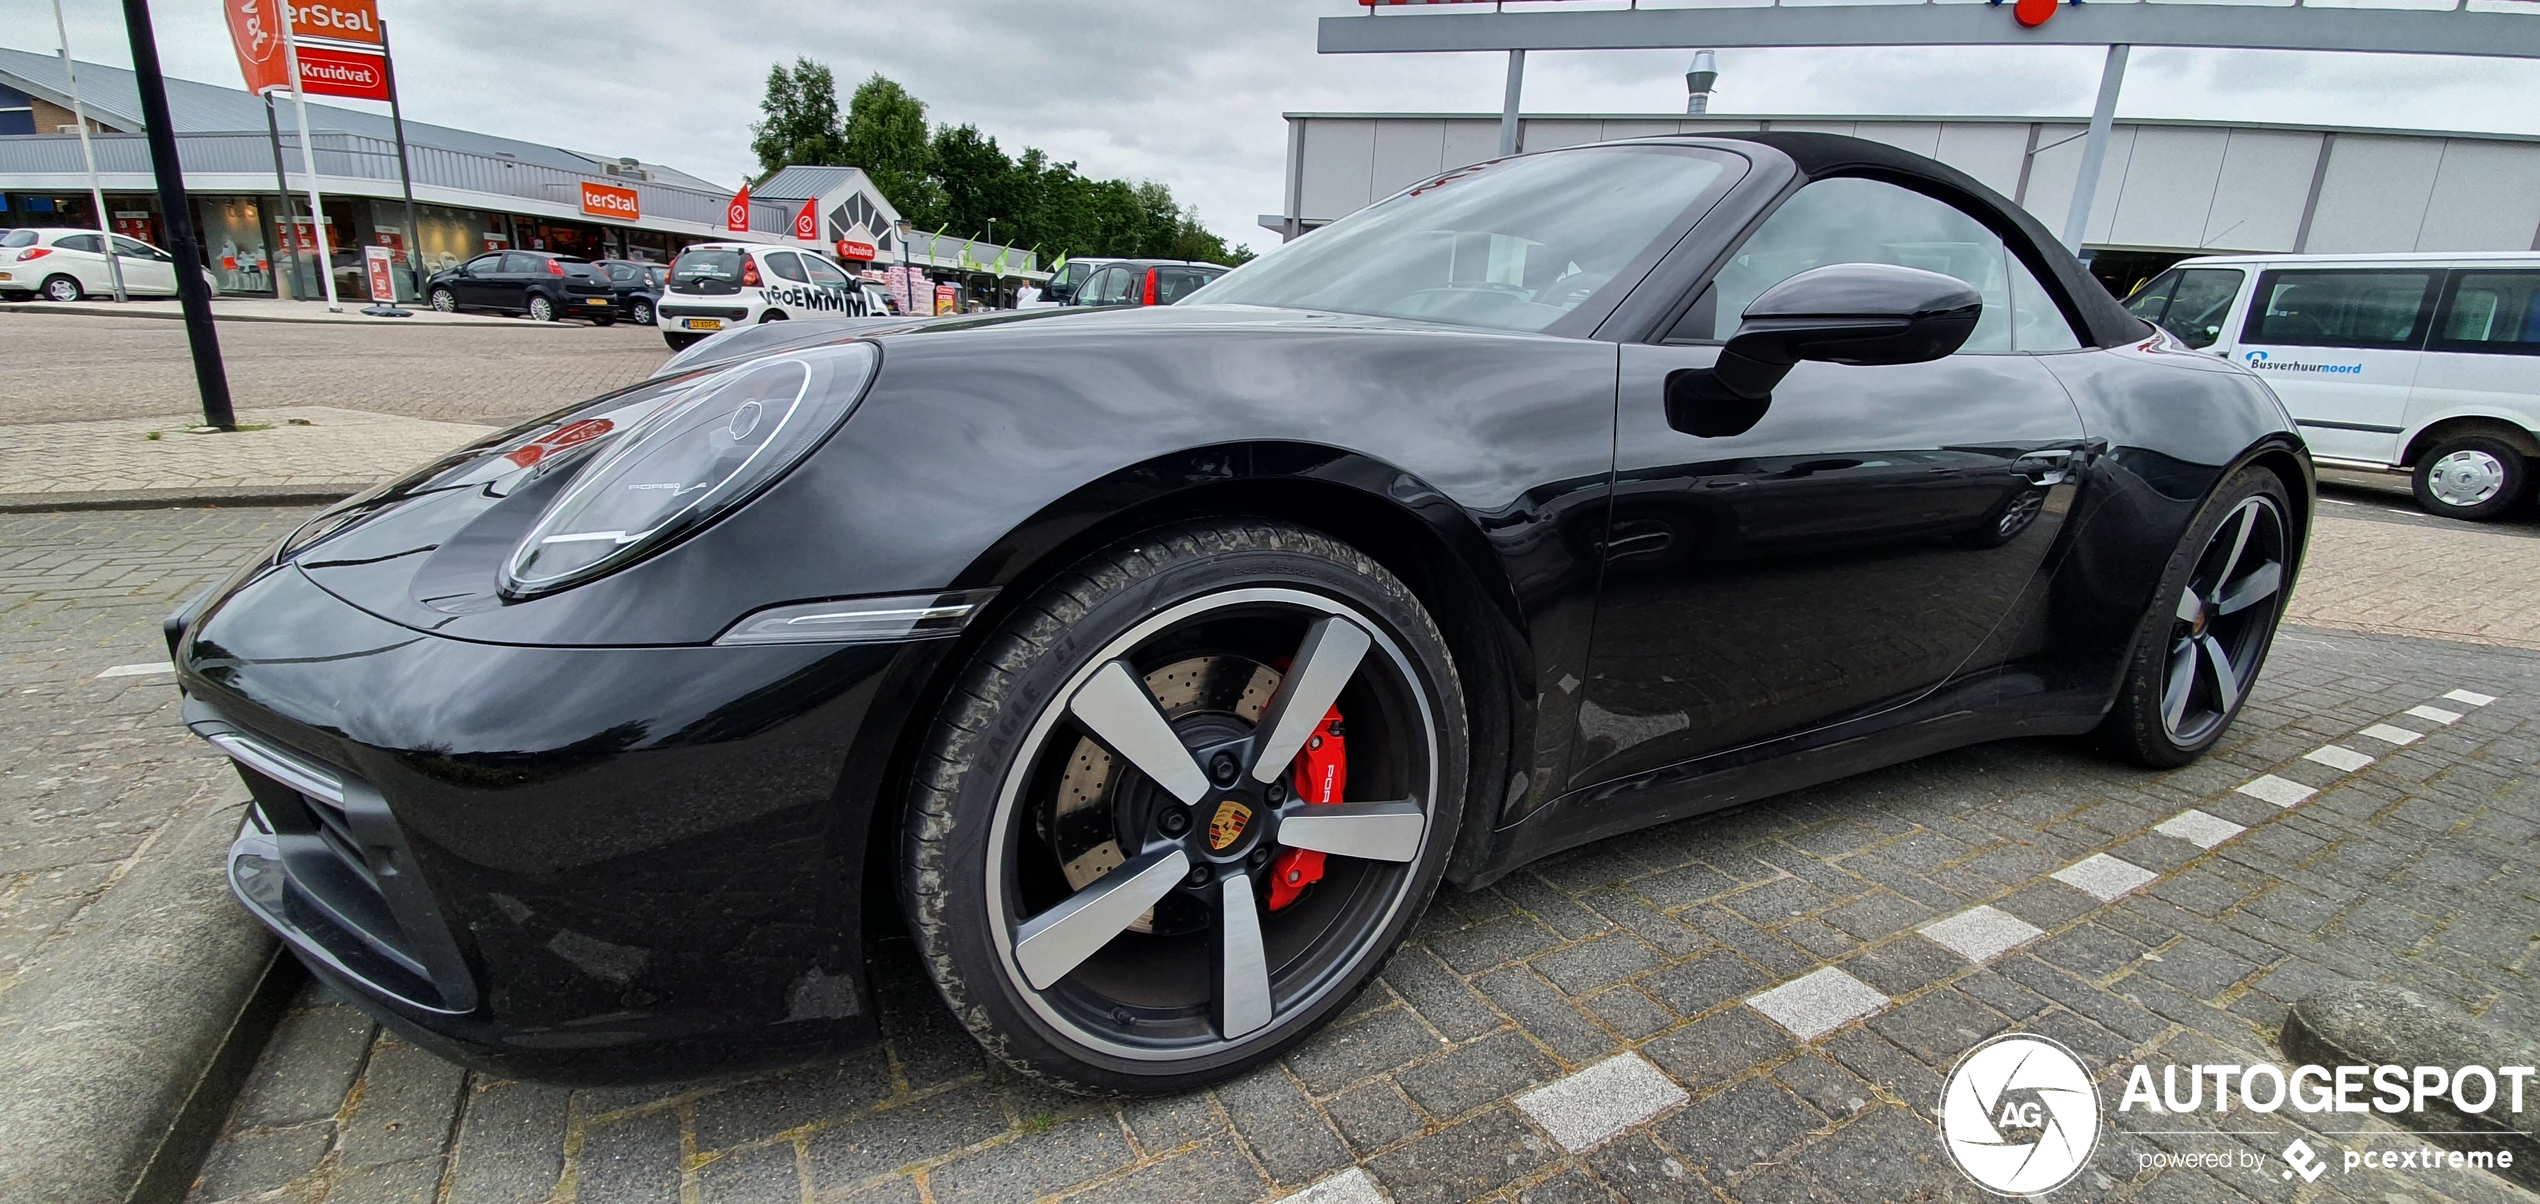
[1189,146,1735,332]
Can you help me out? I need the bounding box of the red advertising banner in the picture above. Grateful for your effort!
[292,45,390,101]
[363,244,397,303]
[225,0,291,94]
[836,240,877,262]
[726,185,752,233]
[794,198,819,241]
[288,0,382,45]
[581,182,641,222]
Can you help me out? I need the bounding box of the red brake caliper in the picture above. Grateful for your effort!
[1267,705,1345,911]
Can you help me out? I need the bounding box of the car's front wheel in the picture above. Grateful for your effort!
[42,274,82,303]
[905,520,1466,1094]
[428,287,457,313]
[2411,434,2526,522]
[526,293,556,322]
[2097,466,2293,767]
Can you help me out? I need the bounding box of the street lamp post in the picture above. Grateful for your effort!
[120,0,234,429]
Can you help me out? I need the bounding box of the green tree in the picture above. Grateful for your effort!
[749,59,850,179]
[842,74,943,226]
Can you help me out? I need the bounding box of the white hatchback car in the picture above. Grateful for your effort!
[657,242,877,350]
[0,228,217,302]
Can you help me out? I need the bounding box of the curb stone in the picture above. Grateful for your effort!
[2279,984,2540,1191]
[0,793,278,1204]
[0,487,359,514]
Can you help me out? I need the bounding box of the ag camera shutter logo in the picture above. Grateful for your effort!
[1940,1033,2103,1195]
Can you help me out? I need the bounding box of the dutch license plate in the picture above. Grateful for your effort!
[587,297,608,304]
[688,318,723,331]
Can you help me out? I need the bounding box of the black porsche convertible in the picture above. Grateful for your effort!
[171,133,2308,1093]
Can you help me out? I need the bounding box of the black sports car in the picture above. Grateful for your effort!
[171,133,2308,1093]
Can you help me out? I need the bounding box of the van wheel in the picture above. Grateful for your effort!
[42,274,83,303]
[2411,435,2526,522]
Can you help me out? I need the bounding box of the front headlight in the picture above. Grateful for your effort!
[500,341,880,598]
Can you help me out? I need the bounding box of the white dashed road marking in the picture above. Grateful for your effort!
[2303,745,2375,773]
[2235,774,2317,808]
[1514,1053,1690,1153]
[2051,854,2161,902]
[1918,906,2044,964]
[95,663,171,679]
[2154,809,2248,849]
[2405,704,2463,725]
[1289,1167,1390,1204]
[2356,723,2424,746]
[1746,967,1890,1040]
[2442,689,2496,707]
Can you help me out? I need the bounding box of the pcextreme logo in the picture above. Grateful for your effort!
[1939,1034,2102,1196]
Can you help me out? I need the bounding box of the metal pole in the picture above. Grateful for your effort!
[276,5,342,311]
[54,0,125,302]
[119,0,234,429]
[264,94,306,300]
[380,19,424,300]
[2061,43,2129,256]
[1497,49,1526,157]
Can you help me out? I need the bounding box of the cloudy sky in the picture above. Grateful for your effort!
[17,0,2540,248]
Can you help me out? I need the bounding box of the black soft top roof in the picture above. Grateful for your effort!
[1706,131,2151,349]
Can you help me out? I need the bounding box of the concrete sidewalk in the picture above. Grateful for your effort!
[0,407,500,513]
[0,296,603,328]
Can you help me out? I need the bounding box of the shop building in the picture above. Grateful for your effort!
[1264,111,2540,297]
[754,165,1044,313]
[0,46,804,302]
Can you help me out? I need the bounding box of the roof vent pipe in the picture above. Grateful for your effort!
[1686,49,1719,115]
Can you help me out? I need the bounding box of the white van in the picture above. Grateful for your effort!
[2124,252,2540,521]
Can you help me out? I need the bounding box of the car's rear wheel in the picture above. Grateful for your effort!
[904,520,1466,1094]
[2097,466,2292,767]
[42,274,82,303]
[760,309,787,324]
[526,293,556,322]
[429,287,457,313]
[631,298,654,326]
[2411,434,2526,522]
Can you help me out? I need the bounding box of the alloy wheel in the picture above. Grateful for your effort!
[983,587,1436,1060]
[528,295,555,322]
[2160,494,2287,743]
[2426,449,2507,510]
[430,288,456,313]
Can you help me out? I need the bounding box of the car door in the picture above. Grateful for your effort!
[51,233,111,292]
[799,253,858,314]
[1082,265,1133,308]
[2409,268,2540,443]
[2233,267,2434,466]
[113,235,179,295]
[1570,175,2091,790]
[453,253,504,308]
[497,252,546,311]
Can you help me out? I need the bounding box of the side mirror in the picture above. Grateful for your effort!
[1667,263,1982,438]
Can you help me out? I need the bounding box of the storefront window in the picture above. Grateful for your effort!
[413,204,503,279]
[197,196,276,296]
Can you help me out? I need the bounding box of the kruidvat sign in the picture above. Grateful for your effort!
[292,46,389,102]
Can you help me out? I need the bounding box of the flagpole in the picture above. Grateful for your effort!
[379,19,423,301]
[264,93,306,301]
[52,0,126,303]
[276,3,342,311]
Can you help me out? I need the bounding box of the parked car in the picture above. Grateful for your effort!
[0,228,217,301]
[1070,259,1229,308]
[594,258,668,326]
[423,250,619,324]
[2126,251,2540,520]
[657,242,878,349]
[175,133,2307,1095]
[1037,256,1126,306]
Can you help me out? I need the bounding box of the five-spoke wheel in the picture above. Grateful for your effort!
[2099,466,2295,766]
[904,522,1464,1092]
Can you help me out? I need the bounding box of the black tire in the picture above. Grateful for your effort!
[429,287,458,314]
[904,520,1467,1095]
[759,309,787,324]
[2096,466,2294,767]
[526,293,557,322]
[632,299,654,326]
[591,316,615,327]
[42,274,83,303]
[663,332,700,351]
[2410,434,2526,522]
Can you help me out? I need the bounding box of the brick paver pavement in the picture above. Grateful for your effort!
[0,311,667,428]
[0,507,306,1002]
[165,503,2540,1204]
[0,407,496,498]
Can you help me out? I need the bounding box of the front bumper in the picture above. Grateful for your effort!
[179,562,959,1083]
